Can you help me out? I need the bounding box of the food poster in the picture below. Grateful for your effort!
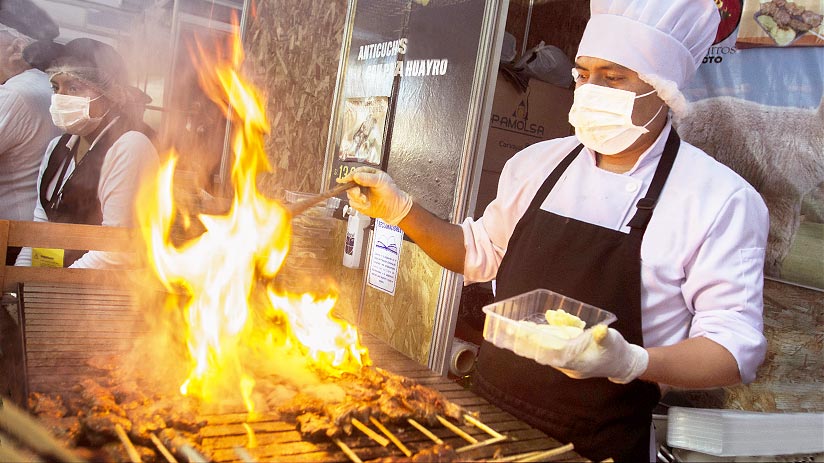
[338,97,389,166]
[736,0,824,48]
[679,0,824,288]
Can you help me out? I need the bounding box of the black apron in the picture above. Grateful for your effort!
[474,130,680,462]
[39,117,150,266]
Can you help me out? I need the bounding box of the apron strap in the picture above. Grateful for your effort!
[523,144,585,218]
[626,129,681,232]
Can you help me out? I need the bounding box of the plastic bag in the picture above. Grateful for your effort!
[516,41,574,88]
[500,31,517,64]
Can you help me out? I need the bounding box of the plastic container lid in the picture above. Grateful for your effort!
[482,288,617,366]
[667,407,824,457]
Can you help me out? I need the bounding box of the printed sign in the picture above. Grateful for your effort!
[367,219,404,295]
[684,13,824,289]
[31,248,64,268]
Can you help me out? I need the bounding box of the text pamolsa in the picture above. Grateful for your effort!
[357,38,450,77]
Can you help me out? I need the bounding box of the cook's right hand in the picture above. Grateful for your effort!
[337,167,413,225]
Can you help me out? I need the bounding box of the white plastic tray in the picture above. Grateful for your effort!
[667,407,824,457]
[482,288,617,365]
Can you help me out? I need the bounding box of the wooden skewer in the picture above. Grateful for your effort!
[178,443,209,463]
[149,433,178,463]
[0,444,32,463]
[369,417,412,457]
[233,446,256,463]
[436,415,478,444]
[0,432,35,463]
[333,438,363,463]
[515,443,575,462]
[0,398,85,463]
[464,414,505,439]
[286,181,356,216]
[456,435,507,453]
[407,418,443,444]
[114,424,142,463]
[350,418,390,447]
[490,450,544,462]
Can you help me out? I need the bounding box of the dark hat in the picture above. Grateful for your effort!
[22,40,64,72]
[48,38,129,90]
[48,38,150,107]
[0,0,59,41]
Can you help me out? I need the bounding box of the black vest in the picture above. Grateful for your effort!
[39,116,153,266]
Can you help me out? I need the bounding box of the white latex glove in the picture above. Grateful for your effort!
[337,167,413,225]
[556,326,649,384]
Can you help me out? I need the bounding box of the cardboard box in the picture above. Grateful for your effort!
[475,72,574,217]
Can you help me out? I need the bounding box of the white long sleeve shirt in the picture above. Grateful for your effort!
[462,123,769,383]
[16,123,159,269]
[0,69,61,221]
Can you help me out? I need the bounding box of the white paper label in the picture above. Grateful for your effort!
[367,219,404,295]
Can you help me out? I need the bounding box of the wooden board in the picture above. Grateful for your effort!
[0,220,144,291]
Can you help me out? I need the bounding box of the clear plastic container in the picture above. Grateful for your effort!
[667,407,824,457]
[281,190,339,281]
[482,288,617,365]
[284,190,340,217]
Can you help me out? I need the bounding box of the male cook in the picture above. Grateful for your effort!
[340,0,768,461]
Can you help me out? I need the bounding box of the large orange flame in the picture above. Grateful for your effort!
[137,23,369,416]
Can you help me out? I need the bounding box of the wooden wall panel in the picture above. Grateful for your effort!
[358,241,442,366]
[244,0,348,197]
[244,2,442,366]
[327,222,442,366]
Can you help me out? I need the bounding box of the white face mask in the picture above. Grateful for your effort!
[49,93,105,136]
[568,84,664,155]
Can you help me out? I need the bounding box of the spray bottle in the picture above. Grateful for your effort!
[343,205,371,269]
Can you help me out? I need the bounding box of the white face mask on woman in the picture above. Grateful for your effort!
[49,93,106,136]
[568,83,664,155]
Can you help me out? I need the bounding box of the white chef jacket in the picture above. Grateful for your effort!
[462,122,768,384]
[15,118,159,269]
[0,69,61,221]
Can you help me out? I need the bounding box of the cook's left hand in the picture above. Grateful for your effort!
[556,326,649,384]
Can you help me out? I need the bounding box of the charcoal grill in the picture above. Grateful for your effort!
[1,283,588,462]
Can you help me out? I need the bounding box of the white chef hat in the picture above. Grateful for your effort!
[576,0,720,114]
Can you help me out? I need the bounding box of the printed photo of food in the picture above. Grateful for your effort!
[736,0,824,48]
[338,97,389,166]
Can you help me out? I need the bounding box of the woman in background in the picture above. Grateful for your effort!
[16,38,158,268]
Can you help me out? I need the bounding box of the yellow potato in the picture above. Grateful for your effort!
[591,324,608,343]
[535,324,584,340]
[771,26,797,46]
[544,309,586,329]
[756,14,777,31]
